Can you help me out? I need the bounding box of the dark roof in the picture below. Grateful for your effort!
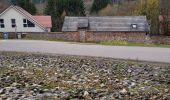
[77,17,88,28]
[62,16,150,32]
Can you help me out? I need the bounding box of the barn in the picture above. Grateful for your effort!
[62,16,150,42]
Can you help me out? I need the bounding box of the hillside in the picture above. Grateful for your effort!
[0,0,140,16]
[0,0,10,13]
[0,0,94,14]
[34,0,94,15]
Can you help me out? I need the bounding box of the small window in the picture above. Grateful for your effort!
[131,24,137,29]
[11,19,15,23]
[23,24,27,27]
[27,20,35,27]
[23,19,27,27]
[0,24,4,28]
[0,19,5,28]
[23,19,35,27]
[23,19,27,23]
[11,19,16,28]
[0,19,4,23]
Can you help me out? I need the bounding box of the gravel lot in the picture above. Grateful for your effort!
[0,52,170,100]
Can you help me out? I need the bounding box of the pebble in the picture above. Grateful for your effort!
[100,83,105,87]
[0,52,169,99]
[83,91,89,98]
[0,89,5,94]
[120,88,127,95]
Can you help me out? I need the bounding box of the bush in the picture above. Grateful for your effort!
[98,4,114,16]
[91,0,111,13]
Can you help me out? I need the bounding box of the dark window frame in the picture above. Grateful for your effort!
[23,19,27,23]
[0,19,5,28]
[0,19,4,23]
[23,19,35,28]
[11,19,16,28]
[27,20,35,27]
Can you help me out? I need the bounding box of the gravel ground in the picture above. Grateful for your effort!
[0,52,170,100]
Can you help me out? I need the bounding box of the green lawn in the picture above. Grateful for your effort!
[98,41,170,48]
[23,37,65,42]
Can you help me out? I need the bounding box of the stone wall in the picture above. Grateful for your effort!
[0,32,16,39]
[25,32,80,41]
[25,31,147,43]
[0,31,147,43]
[1,32,170,44]
[85,32,146,43]
[150,36,170,44]
[0,33,2,38]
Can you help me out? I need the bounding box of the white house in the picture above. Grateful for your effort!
[0,5,52,33]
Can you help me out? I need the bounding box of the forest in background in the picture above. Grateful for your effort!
[0,0,170,34]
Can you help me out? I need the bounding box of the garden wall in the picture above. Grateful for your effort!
[25,32,80,41]
[150,35,170,44]
[0,32,16,39]
[85,32,146,43]
[2,32,170,44]
[25,31,146,43]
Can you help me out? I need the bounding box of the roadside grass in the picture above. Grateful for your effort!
[98,41,170,48]
[23,37,65,42]
[14,37,170,48]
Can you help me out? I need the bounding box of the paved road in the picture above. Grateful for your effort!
[0,40,170,63]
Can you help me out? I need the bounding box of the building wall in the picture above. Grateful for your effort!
[2,32,170,44]
[150,35,170,44]
[0,32,16,38]
[25,32,80,41]
[46,28,51,32]
[85,32,146,43]
[0,8,45,32]
[22,31,146,43]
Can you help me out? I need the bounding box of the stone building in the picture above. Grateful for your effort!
[62,16,150,42]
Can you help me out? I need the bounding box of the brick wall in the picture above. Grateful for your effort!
[1,31,147,43]
[0,33,2,38]
[0,32,16,39]
[2,31,170,44]
[150,36,170,44]
[25,31,147,43]
[85,32,146,43]
[25,32,80,41]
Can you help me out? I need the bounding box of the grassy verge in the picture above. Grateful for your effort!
[22,37,66,42]
[98,41,170,48]
[19,37,170,48]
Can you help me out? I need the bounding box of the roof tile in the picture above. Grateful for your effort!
[33,16,52,28]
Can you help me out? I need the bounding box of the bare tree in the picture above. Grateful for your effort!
[159,0,170,35]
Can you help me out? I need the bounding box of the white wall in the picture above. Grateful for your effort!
[47,28,51,32]
[0,8,45,32]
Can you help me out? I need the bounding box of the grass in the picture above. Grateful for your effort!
[98,41,170,48]
[4,36,170,48]
[23,37,65,42]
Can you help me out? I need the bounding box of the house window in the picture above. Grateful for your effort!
[23,19,35,27]
[11,19,16,28]
[131,24,137,29]
[0,19,5,28]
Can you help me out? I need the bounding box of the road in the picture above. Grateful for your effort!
[0,40,170,63]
